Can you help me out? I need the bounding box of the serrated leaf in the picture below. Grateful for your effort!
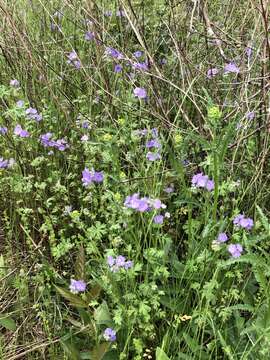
[156,347,170,360]
[75,245,85,280]
[0,315,16,331]
[54,285,88,308]
[91,342,110,360]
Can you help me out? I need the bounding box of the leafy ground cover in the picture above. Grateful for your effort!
[0,1,270,359]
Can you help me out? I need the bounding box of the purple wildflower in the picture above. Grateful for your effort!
[246,111,255,120]
[0,127,7,135]
[133,87,147,99]
[82,167,104,186]
[233,214,254,230]
[107,255,133,272]
[14,124,29,138]
[245,47,252,58]
[85,31,95,41]
[134,50,143,58]
[67,51,81,69]
[40,133,54,147]
[105,47,123,59]
[114,64,123,73]
[81,135,89,142]
[146,152,161,161]
[133,62,148,71]
[228,244,243,258]
[224,62,240,74]
[0,157,15,169]
[10,79,20,87]
[191,172,214,191]
[103,328,116,342]
[152,199,166,210]
[164,185,174,193]
[146,139,161,149]
[154,215,164,224]
[16,100,24,108]
[207,68,219,79]
[26,107,42,122]
[217,232,228,243]
[69,279,87,294]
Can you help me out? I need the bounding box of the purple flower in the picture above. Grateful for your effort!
[16,100,24,108]
[152,199,166,210]
[154,214,164,224]
[233,214,254,230]
[146,139,161,149]
[103,328,116,342]
[114,64,123,73]
[191,172,214,191]
[133,87,147,99]
[14,124,29,138]
[245,47,252,58]
[207,68,219,79]
[107,255,133,272]
[107,256,115,267]
[115,256,126,267]
[82,168,104,186]
[85,31,95,41]
[10,79,20,87]
[67,51,78,61]
[124,260,133,269]
[0,127,7,135]
[105,47,123,59]
[67,51,81,69]
[224,62,240,74]
[0,157,15,169]
[217,232,228,243]
[81,135,89,142]
[25,107,42,122]
[69,279,87,293]
[124,193,149,212]
[133,62,148,71]
[54,138,69,151]
[40,132,53,147]
[146,152,161,161]
[228,244,243,258]
[134,50,143,58]
[164,185,174,193]
[246,111,255,120]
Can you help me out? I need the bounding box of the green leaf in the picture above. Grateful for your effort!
[61,338,80,360]
[0,315,16,331]
[54,285,88,308]
[94,301,112,326]
[91,342,110,360]
[156,347,170,360]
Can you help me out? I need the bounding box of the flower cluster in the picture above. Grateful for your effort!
[228,244,243,258]
[124,193,166,213]
[10,79,20,87]
[14,124,29,138]
[191,172,214,191]
[145,130,161,162]
[133,87,147,99]
[66,51,81,69]
[105,47,123,60]
[82,167,104,186]
[26,107,43,122]
[0,157,15,169]
[107,255,133,272]
[40,133,69,151]
[233,214,254,230]
[69,279,87,294]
